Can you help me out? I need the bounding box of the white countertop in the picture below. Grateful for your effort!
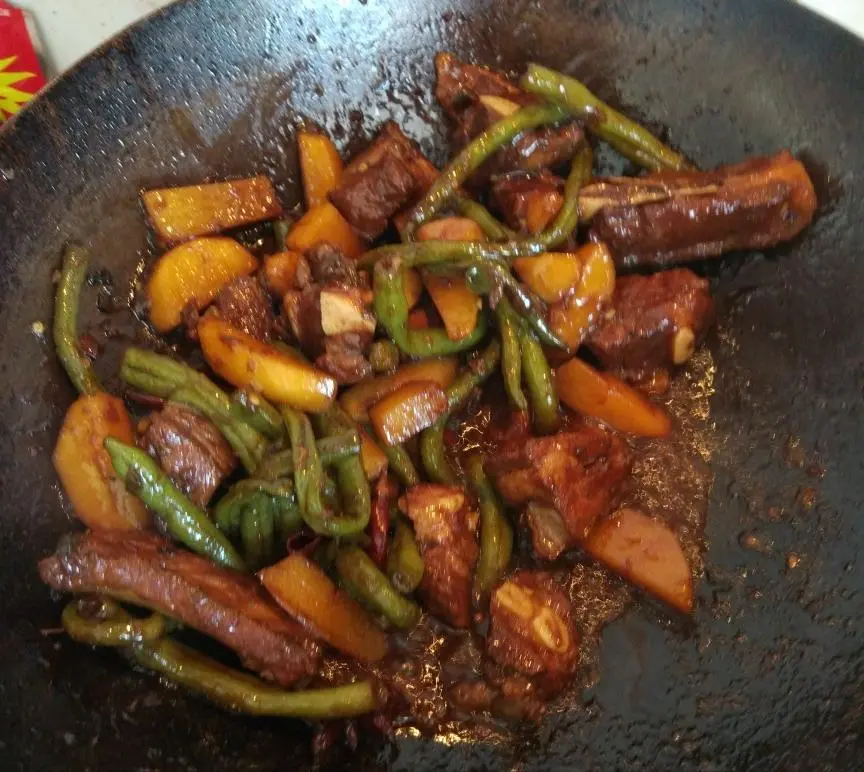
[15,0,864,75]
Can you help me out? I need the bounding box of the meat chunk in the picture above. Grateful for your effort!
[589,151,817,267]
[328,122,438,240]
[214,275,274,341]
[587,268,715,379]
[305,243,368,289]
[523,503,570,562]
[39,530,321,686]
[435,54,583,183]
[140,403,236,507]
[487,571,580,691]
[282,244,375,384]
[490,171,564,234]
[401,484,479,628]
[525,429,632,543]
[487,425,632,549]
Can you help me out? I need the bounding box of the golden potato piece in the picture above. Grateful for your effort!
[584,508,693,613]
[147,237,258,333]
[53,394,149,530]
[142,176,281,245]
[198,316,337,413]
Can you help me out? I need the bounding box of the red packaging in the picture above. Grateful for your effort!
[0,1,47,122]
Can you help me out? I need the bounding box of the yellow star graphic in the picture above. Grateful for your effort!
[0,55,38,118]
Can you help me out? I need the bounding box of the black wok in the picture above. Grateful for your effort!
[0,0,862,768]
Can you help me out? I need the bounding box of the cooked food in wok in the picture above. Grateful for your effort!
[39,54,817,738]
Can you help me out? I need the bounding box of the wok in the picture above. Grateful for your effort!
[0,0,862,768]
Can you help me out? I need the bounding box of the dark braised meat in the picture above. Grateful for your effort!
[283,244,376,384]
[587,268,715,379]
[487,571,580,691]
[435,53,583,183]
[140,402,236,507]
[305,243,368,288]
[490,171,564,234]
[214,275,274,341]
[328,122,438,240]
[401,484,479,628]
[589,151,818,267]
[38,530,321,686]
[487,425,632,546]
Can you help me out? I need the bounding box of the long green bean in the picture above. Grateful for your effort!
[453,195,515,241]
[336,545,421,629]
[383,443,420,487]
[520,63,692,172]
[53,245,101,396]
[131,638,378,718]
[104,438,245,571]
[387,520,425,594]
[121,349,270,470]
[494,297,528,411]
[520,326,559,434]
[373,258,488,357]
[62,598,168,646]
[254,434,361,481]
[466,455,513,596]
[404,103,569,235]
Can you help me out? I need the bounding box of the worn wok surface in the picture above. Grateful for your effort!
[0,0,863,769]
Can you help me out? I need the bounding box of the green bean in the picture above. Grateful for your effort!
[420,421,456,485]
[231,390,283,440]
[62,598,168,646]
[121,349,270,470]
[131,638,378,718]
[387,519,425,595]
[533,143,594,249]
[53,245,101,396]
[373,258,488,357]
[335,545,421,630]
[466,455,513,596]
[368,340,401,373]
[453,195,515,241]
[360,238,545,270]
[240,507,270,571]
[404,103,569,235]
[311,407,372,538]
[63,598,377,718]
[282,407,325,522]
[520,63,692,172]
[254,434,361,481]
[104,438,245,571]
[419,340,501,484]
[383,442,420,487]
[215,479,300,536]
[520,326,559,434]
[494,297,528,411]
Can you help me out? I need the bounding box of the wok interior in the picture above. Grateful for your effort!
[0,0,862,768]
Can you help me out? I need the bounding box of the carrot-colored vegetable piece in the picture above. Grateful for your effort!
[369,380,448,446]
[548,243,615,348]
[416,217,486,243]
[340,357,458,421]
[142,176,281,246]
[260,554,388,663]
[198,316,336,413]
[358,427,389,481]
[53,394,149,530]
[286,202,364,259]
[298,131,344,209]
[555,357,672,437]
[512,252,583,303]
[146,237,258,333]
[584,508,693,613]
[422,272,481,342]
[263,250,302,296]
[403,268,424,309]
